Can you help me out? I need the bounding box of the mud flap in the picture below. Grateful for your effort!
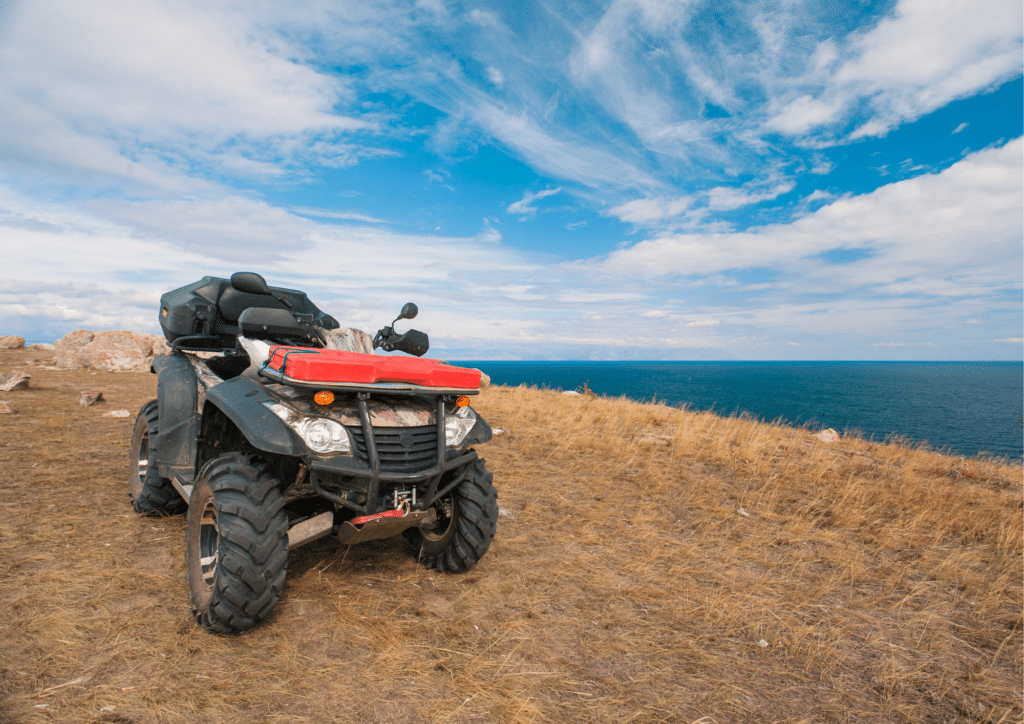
[153,354,200,477]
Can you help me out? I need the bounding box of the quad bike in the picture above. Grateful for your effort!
[128,272,497,634]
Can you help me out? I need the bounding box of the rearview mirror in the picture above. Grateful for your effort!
[398,303,418,321]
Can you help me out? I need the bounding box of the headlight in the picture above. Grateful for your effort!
[445,406,477,448]
[263,402,352,455]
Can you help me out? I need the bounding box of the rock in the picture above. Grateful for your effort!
[0,371,30,391]
[323,328,374,355]
[80,391,104,406]
[0,401,14,414]
[54,330,95,369]
[55,330,171,372]
[472,369,491,388]
[103,409,131,418]
[26,343,55,351]
[0,335,25,349]
[816,428,840,443]
[562,390,581,396]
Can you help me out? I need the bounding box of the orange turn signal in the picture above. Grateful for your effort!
[455,395,471,408]
[314,390,335,406]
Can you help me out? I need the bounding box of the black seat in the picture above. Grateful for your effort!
[217,287,290,324]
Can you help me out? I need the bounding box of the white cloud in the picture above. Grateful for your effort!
[486,67,505,87]
[609,180,794,226]
[474,221,503,243]
[768,0,1023,140]
[289,208,388,224]
[595,139,1022,290]
[507,188,563,218]
[0,0,369,187]
[952,122,969,135]
[803,190,834,204]
[706,182,794,211]
[767,94,846,136]
[610,197,688,224]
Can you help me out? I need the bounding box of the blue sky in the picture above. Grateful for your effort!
[0,0,1020,360]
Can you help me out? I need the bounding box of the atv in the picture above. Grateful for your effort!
[128,272,498,634]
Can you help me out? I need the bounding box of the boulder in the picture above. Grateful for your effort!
[324,328,374,355]
[26,343,55,351]
[55,330,171,372]
[0,371,30,391]
[80,391,105,407]
[816,428,840,443]
[0,335,25,349]
[0,401,14,414]
[473,369,491,388]
[54,330,95,369]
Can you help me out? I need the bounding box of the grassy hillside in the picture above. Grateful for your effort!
[1,347,1020,723]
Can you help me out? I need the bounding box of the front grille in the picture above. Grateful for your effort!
[348,425,438,473]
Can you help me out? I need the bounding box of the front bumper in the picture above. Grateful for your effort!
[306,393,487,516]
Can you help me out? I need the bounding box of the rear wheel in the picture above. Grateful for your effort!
[406,457,498,572]
[128,400,186,515]
[185,453,289,634]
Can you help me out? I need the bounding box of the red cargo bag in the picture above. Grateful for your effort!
[266,346,481,390]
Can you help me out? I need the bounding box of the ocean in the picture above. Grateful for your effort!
[452,361,1024,461]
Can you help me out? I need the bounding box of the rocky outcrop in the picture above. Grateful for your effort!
[55,330,171,372]
[0,371,30,391]
[0,335,25,349]
[26,343,54,351]
[324,328,374,355]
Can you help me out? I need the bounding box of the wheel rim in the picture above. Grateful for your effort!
[423,494,455,541]
[137,431,149,478]
[131,430,149,498]
[198,499,220,589]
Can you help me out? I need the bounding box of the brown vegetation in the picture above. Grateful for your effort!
[0,347,1021,723]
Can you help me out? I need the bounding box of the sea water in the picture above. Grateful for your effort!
[452,361,1023,461]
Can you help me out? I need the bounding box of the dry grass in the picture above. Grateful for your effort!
[0,347,1020,723]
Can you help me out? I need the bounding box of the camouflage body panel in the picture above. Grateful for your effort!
[263,383,436,427]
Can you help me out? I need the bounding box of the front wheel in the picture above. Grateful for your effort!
[185,453,289,634]
[405,457,498,572]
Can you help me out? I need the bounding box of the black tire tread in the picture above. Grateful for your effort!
[409,456,498,573]
[129,400,186,516]
[188,453,289,634]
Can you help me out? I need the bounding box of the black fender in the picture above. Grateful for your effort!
[153,354,200,476]
[463,410,493,448]
[203,376,306,457]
